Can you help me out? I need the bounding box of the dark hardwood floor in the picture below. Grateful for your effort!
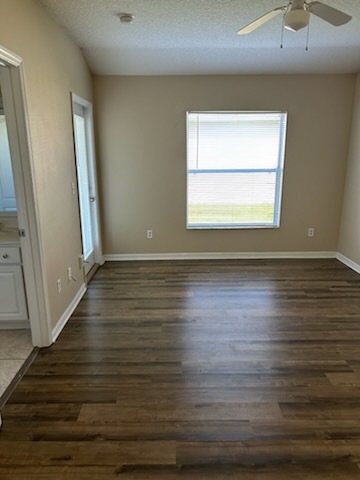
[1,259,360,479]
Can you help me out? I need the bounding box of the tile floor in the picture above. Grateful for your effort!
[0,330,33,398]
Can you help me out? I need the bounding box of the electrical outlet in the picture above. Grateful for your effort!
[147,229,153,239]
[308,227,315,237]
[67,267,72,281]
[57,278,62,294]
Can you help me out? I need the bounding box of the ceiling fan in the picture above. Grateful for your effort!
[237,0,352,35]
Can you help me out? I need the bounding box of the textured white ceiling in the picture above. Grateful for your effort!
[37,0,360,75]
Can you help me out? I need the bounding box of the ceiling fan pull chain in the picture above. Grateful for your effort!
[305,20,310,51]
[280,14,285,48]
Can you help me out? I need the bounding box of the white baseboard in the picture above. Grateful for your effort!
[104,251,337,262]
[51,283,87,343]
[336,253,360,274]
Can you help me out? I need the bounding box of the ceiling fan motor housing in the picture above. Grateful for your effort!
[285,8,310,31]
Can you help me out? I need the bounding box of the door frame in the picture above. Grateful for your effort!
[71,93,103,272]
[0,45,52,347]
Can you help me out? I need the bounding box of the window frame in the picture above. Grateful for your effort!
[186,110,288,230]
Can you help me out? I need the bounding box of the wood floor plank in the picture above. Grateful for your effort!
[2,259,360,478]
[0,440,176,467]
[0,460,359,480]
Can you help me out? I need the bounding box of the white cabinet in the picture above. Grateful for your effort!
[0,245,28,323]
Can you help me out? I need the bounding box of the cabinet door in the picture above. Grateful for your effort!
[0,265,27,321]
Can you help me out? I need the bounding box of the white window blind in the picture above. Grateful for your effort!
[186,111,287,229]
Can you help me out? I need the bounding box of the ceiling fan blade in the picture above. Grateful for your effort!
[308,1,352,26]
[237,7,286,35]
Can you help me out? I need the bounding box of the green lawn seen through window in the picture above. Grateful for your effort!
[188,203,274,225]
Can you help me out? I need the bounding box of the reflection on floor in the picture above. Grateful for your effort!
[0,330,33,398]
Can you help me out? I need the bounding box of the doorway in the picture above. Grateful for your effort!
[0,46,50,348]
[72,94,102,277]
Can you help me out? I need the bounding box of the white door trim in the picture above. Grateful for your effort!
[0,45,52,347]
[71,93,104,269]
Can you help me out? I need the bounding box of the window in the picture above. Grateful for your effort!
[186,111,287,229]
[0,112,16,212]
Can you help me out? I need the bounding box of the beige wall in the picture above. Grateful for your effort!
[338,73,360,264]
[93,75,355,255]
[0,0,92,328]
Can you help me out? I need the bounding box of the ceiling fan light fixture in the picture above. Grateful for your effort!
[284,9,310,31]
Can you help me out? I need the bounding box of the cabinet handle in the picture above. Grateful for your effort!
[2,254,9,259]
